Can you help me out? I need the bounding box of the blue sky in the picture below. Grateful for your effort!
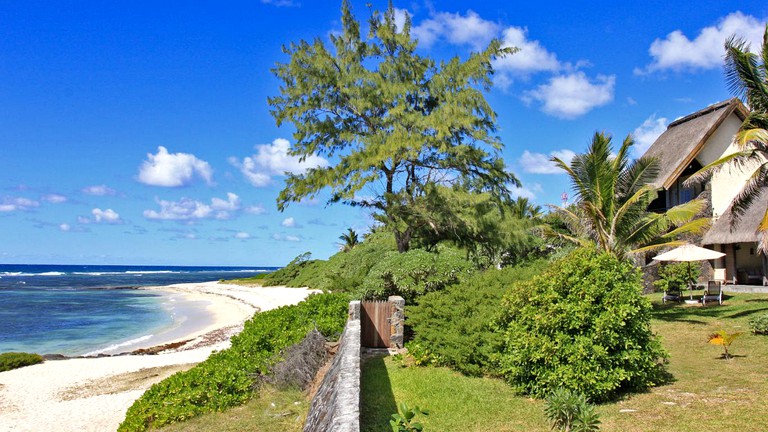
[1,1,766,266]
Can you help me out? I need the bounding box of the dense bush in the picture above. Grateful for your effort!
[495,248,668,402]
[653,262,700,293]
[255,231,397,292]
[749,313,768,335]
[361,247,473,301]
[0,352,44,372]
[407,259,549,376]
[119,293,350,431]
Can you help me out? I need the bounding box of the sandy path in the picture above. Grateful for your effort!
[0,282,319,432]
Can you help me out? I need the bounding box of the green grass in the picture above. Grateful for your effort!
[361,293,768,432]
[151,385,307,432]
[361,356,548,431]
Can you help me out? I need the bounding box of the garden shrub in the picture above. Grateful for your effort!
[495,248,668,402]
[119,292,350,431]
[361,246,473,301]
[653,262,700,293]
[750,313,768,335]
[407,259,549,376]
[0,352,44,372]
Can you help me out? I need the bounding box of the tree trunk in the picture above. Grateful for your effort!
[394,229,411,253]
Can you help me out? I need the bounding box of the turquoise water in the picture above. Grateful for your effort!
[0,264,274,356]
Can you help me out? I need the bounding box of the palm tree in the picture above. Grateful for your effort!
[510,197,543,220]
[550,132,709,259]
[338,228,360,252]
[687,25,768,252]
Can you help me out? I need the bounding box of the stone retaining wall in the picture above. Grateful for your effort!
[303,301,361,432]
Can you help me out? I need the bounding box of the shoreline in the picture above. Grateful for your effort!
[0,281,320,432]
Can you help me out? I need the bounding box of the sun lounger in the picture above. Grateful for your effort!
[702,281,723,305]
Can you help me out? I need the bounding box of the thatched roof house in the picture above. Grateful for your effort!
[640,98,767,285]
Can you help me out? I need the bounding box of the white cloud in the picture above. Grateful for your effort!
[413,10,500,49]
[632,114,669,158]
[393,8,410,33]
[143,192,242,221]
[509,184,542,200]
[272,233,302,242]
[91,208,122,224]
[42,194,67,204]
[524,72,615,119]
[492,26,560,86]
[637,12,765,74]
[0,197,40,212]
[519,149,576,174]
[138,146,213,187]
[230,138,328,187]
[281,217,297,228]
[245,204,267,215]
[59,223,71,232]
[260,0,297,6]
[234,231,251,239]
[82,185,116,196]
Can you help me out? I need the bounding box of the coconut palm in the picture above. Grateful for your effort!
[338,228,360,252]
[550,132,709,259]
[687,25,768,252]
[510,197,543,220]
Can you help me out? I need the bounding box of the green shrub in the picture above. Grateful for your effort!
[653,262,700,293]
[407,259,548,376]
[544,388,600,432]
[119,293,350,431]
[361,247,473,301]
[390,402,429,432]
[495,248,668,402]
[0,352,44,372]
[750,313,768,335]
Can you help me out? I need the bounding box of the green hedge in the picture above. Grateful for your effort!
[407,259,549,376]
[0,352,44,372]
[495,248,668,402]
[118,292,350,431]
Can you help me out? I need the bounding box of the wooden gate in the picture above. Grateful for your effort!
[361,300,392,348]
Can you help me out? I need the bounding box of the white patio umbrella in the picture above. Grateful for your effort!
[653,244,726,300]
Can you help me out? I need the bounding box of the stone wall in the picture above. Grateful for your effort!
[303,301,361,432]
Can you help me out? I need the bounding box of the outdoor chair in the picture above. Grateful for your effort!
[662,286,683,304]
[713,268,735,285]
[702,281,723,305]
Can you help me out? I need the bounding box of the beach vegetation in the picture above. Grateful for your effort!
[360,246,473,301]
[269,1,518,253]
[0,352,44,372]
[543,387,601,432]
[406,258,549,376]
[495,248,668,402]
[119,292,350,431]
[548,131,709,259]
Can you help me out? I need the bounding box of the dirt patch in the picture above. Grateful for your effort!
[57,363,197,401]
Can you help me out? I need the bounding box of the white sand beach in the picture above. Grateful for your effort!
[0,282,320,432]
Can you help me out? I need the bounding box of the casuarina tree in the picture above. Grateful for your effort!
[269,1,518,252]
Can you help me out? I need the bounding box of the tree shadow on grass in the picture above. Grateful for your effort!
[724,307,768,319]
[360,356,397,432]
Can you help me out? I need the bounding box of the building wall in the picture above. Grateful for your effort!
[703,114,760,217]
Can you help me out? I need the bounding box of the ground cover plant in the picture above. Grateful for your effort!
[0,352,44,372]
[495,248,668,402]
[118,293,349,431]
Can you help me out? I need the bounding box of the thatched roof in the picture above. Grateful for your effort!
[702,187,768,245]
[643,98,748,189]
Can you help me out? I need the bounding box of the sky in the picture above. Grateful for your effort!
[1,1,767,266]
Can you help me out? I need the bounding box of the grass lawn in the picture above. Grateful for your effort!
[361,293,768,432]
[151,385,307,432]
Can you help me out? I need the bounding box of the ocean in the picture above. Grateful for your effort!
[0,264,277,356]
